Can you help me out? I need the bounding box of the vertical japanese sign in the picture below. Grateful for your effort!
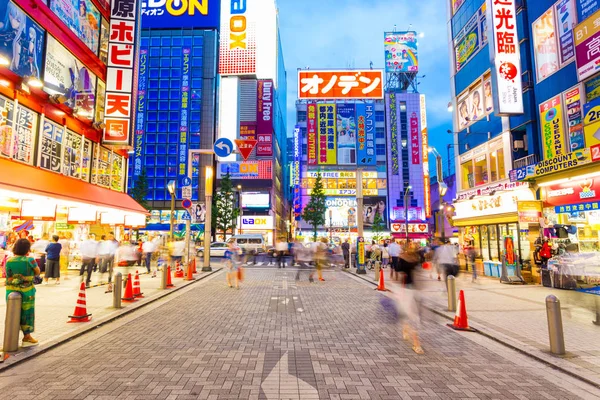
[410,112,420,164]
[179,47,190,179]
[387,93,399,175]
[556,0,577,65]
[574,8,600,81]
[565,86,585,151]
[420,94,431,219]
[133,47,147,177]
[336,104,356,165]
[240,123,257,140]
[256,79,273,156]
[219,0,256,75]
[489,0,524,114]
[539,95,567,159]
[307,103,317,166]
[39,120,64,173]
[13,106,37,165]
[103,0,141,145]
[293,125,302,219]
[356,104,376,165]
[317,103,336,165]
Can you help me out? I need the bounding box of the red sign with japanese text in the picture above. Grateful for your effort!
[103,0,140,146]
[542,178,600,207]
[235,139,258,161]
[256,80,273,156]
[410,113,420,164]
[298,70,384,100]
[307,103,317,165]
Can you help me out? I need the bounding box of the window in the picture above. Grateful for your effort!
[376,127,385,139]
[375,110,385,122]
[376,144,386,155]
[297,111,307,122]
[489,148,506,182]
[461,160,474,190]
[473,154,488,186]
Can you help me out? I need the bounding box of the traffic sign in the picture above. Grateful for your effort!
[235,139,257,160]
[214,138,234,158]
[180,176,192,187]
[181,198,192,209]
[182,186,192,199]
[182,210,191,221]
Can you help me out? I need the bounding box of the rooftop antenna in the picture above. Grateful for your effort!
[393,24,397,32]
[408,24,413,31]
[369,61,373,70]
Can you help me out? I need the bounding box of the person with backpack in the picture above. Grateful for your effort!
[539,237,552,268]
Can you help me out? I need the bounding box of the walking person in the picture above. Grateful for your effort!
[80,234,98,287]
[5,238,40,345]
[381,243,390,270]
[387,239,401,281]
[43,235,62,284]
[341,239,350,269]
[433,239,458,288]
[98,235,118,284]
[58,233,71,278]
[225,242,241,289]
[142,237,156,274]
[276,239,288,268]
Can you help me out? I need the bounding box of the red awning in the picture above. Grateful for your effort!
[0,158,147,214]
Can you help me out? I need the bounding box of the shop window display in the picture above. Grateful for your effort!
[473,154,488,186]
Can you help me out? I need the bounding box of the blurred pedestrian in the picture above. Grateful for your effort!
[310,238,327,282]
[382,243,390,269]
[58,233,71,276]
[31,233,50,273]
[142,236,156,274]
[399,242,420,286]
[6,238,41,345]
[169,238,185,266]
[80,234,98,287]
[388,239,401,280]
[44,235,61,284]
[276,239,288,268]
[540,237,552,268]
[225,242,241,289]
[98,234,118,284]
[341,239,350,269]
[433,239,458,288]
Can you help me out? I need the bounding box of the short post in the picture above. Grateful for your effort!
[546,295,566,355]
[3,292,22,352]
[112,272,123,309]
[447,275,457,312]
[374,261,380,282]
[593,295,600,326]
[160,261,167,290]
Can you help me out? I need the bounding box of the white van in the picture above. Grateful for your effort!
[227,234,266,254]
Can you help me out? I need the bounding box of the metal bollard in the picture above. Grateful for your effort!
[3,292,22,352]
[160,263,167,290]
[546,295,566,355]
[593,296,600,326]
[374,262,380,281]
[447,275,457,312]
[112,272,123,309]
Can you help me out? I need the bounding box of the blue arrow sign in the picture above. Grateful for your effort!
[214,138,234,158]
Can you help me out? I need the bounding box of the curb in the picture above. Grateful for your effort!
[0,268,222,372]
[342,269,600,390]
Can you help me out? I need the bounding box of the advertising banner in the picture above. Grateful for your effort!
[256,80,273,156]
[533,148,591,177]
[219,0,255,75]
[355,103,376,166]
[317,103,336,165]
[565,86,585,151]
[363,197,387,227]
[217,160,272,179]
[543,178,600,207]
[298,70,384,100]
[390,223,429,234]
[141,0,220,29]
[133,47,148,177]
[533,8,560,82]
[336,104,356,165]
[391,207,424,222]
[178,48,191,179]
[240,123,257,140]
[410,112,420,164]
[454,15,479,72]
[454,189,535,220]
[13,106,37,165]
[0,96,14,159]
[556,0,577,64]
[241,216,273,230]
[307,103,317,165]
[575,8,600,81]
[103,0,141,145]
[583,97,600,147]
[576,0,600,21]
[586,75,600,102]
[39,120,64,173]
[49,0,101,54]
[517,201,543,224]
[452,0,465,15]
[490,0,524,115]
[357,237,365,270]
[420,94,431,219]
[387,93,398,175]
[0,1,45,80]
[384,31,418,73]
[293,125,302,219]
[44,36,98,118]
[539,95,567,159]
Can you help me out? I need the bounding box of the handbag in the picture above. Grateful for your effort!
[422,261,431,270]
[33,275,43,285]
[237,267,245,281]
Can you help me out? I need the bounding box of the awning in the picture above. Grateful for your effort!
[0,158,147,214]
[139,223,204,232]
[452,213,517,227]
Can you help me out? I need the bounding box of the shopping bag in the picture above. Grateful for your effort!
[237,267,245,281]
[422,261,431,270]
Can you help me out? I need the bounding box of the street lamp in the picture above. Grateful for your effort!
[167,180,176,241]
[404,185,412,245]
[202,166,214,272]
[329,209,333,243]
[237,184,242,235]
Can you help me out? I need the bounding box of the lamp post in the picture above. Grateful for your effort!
[356,169,365,274]
[167,180,176,241]
[202,166,213,272]
[404,185,412,245]
[428,147,449,241]
[329,209,333,243]
[237,184,242,235]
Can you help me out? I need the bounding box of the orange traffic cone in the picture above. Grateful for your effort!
[185,262,194,281]
[447,290,476,331]
[68,282,92,323]
[133,271,144,298]
[376,268,386,291]
[122,273,137,302]
[166,266,174,288]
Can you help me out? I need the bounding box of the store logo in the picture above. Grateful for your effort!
[229,0,248,50]
[243,218,267,225]
[580,179,596,199]
[143,0,208,16]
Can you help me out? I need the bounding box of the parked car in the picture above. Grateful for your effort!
[196,242,228,257]
[227,234,266,254]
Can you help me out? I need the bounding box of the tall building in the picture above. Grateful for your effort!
[216,0,287,245]
[128,0,220,227]
[0,0,146,253]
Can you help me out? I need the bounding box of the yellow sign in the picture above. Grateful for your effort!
[574,8,600,46]
[533,148,591,177]
[539,95,567,159]
[517,201,543,213]
[317,103,337,165]
[306,189,378,196]
[584,100,600,147]
[357,240,365,265]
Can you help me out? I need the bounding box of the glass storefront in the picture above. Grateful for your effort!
[459,222,529,264]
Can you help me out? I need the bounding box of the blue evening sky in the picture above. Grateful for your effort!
[277,0,454,174]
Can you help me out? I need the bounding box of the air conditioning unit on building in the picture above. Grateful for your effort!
[513,140,524,151]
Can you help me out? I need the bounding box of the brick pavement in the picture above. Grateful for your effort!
[0,268,597,399]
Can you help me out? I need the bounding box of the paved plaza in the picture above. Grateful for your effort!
[0,267,598,399]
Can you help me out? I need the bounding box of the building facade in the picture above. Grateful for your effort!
[0,0,147,258]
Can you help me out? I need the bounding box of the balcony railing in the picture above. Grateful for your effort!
[513,154,538,169]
